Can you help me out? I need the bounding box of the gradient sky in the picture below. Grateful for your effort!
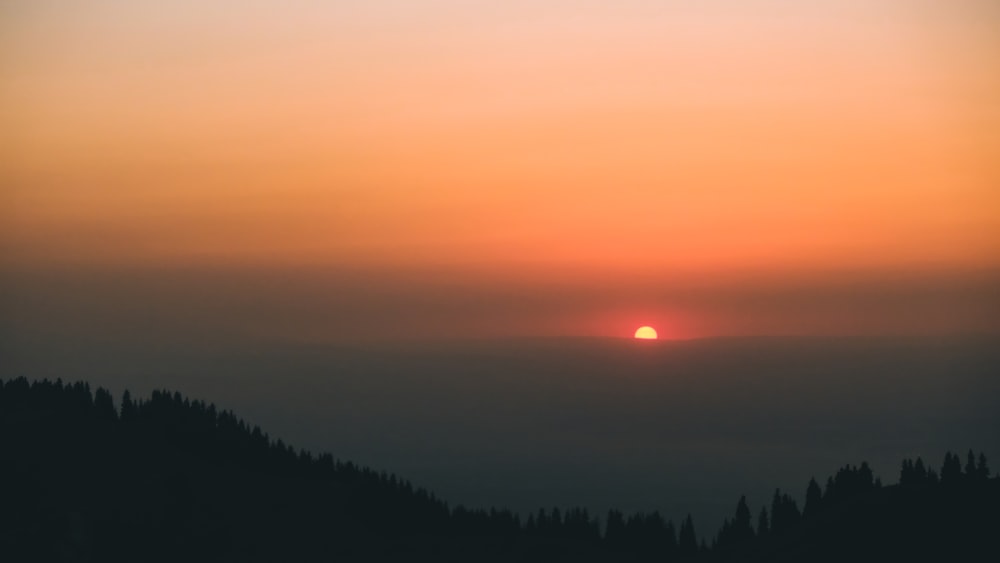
[3,1,999,340]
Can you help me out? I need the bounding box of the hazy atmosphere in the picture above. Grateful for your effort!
[4,329,998,529]
[3,0,999,553]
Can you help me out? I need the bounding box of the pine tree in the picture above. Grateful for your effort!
[732,495,754,542]
[858,462,874,489]
[804,477,823,518]
[663,519,678,555]
[914,458,928,482]
[120,389,136,421]
[976,453,990,480]
[771,489,782,530]
[965,450,977,478]
[757,507,769,538]
[941,452,962,485]
[770,489,801,534]
[93,387,117,422]
[604,510,624,544]
[678,514,697,557]
[900,459,914,487]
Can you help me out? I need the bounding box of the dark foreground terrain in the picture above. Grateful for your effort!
[1,377,996,562]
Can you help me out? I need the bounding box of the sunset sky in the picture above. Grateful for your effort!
[3,1,999,341]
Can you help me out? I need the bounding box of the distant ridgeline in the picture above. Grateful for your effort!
[1,377,996,562]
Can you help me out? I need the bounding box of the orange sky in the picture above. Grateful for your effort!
[3,1,999,339]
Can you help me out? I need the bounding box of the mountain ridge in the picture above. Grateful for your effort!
[2,376,995,562]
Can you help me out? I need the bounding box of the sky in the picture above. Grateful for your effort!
[3,0,999,341]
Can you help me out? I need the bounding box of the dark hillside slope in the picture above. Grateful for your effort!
[0,378,609,562]
[1,377,996,562]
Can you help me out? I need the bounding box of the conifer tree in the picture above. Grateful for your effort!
[858,462,874,489]
[120,389,136,421]
[804,477,823,518]
[941,452,962,484]
[93,387,117,422]
[678,514,697,557]
[757,507,769,538]
[663,519,678,554]
[965,450,977,478]
[732,495,754,543]
[900,459,914,487]
[976,453,990,480]
[604,510,624,544]
[770,489,801,533]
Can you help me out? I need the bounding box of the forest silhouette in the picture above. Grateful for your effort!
[1,377,996,562]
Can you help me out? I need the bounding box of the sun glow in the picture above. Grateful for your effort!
[634,326,658,340]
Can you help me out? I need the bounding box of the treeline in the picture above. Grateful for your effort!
[707,455,996,561]
[1,377,996,562]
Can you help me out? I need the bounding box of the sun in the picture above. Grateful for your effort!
[633,326,658,340]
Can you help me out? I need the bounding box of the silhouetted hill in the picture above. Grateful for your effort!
[1,377,995,562]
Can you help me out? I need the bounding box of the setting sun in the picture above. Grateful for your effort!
[634,326,658,340]
[2,2,998,559]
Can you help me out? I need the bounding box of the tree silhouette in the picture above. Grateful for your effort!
[3,376,997,563]
[770,489,801,534]
[733,495,754,541]
[678,514,698,557]
[964,450,977,479]
[120,389,136,421]
[941,451,963,485]
[900,459,914,487]
[603,509,624,546]
[976,453,990,480]
[804,477,823,518]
